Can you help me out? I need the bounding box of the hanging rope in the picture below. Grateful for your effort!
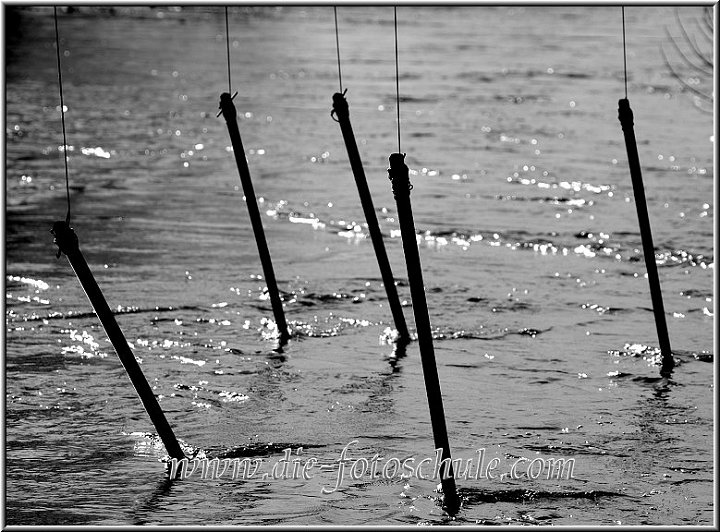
[216,9,237,117]
[334,6,343,93]
[225,6,232,94]
[621,6,628,99]
[393,7,401,154]
[53,7,71,226]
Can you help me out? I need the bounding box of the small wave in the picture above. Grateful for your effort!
[170,381,252,410]
[460,487,625,505]
[249,193,714,273]
[691,351,713,363]
[291,290,365,306]
[517,327,550,338]
[580,302,626,315]
[608,344,660,358]
[606,370,633,378]
[428,326,549,341]
[680,288,713,299]
[656,249,713,269]
[126,432,323,463]
[215,442,325,459]
[608,343,711,366]
[431,328,506,341]
[6,275,50,290]
[493,194,593,207]
[287,317,379,340]
[523,443,625,457]
[507,174,614,195]
[16,304,201,323]
[607,343,672,368]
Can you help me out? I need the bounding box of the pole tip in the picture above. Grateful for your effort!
[388,153,411,198]
[388,152,406,169]
[51,220,78,257]
[218,91,238,118]
[617,98,633,125]
[332,88,348,104]
[331,90,349,117]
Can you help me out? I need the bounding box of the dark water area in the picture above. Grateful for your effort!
[3,5,714,526]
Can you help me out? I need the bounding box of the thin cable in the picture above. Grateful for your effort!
[622,6,628,99]
[394,6,401,153]
[225,7,232,93]
[54,7,71,225]
[334,6,343,93]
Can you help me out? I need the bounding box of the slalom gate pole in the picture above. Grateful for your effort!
[332,91,410,343]
[618,9,673,377]
[618,99,674,376]
[219,92,290,345]
[52,221,186,461]
[387,153,460,514]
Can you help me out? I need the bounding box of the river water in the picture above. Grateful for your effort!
[4,5,714,526]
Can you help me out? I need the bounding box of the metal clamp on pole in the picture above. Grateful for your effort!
[618,98,674,376]
[387,154,460,514]
[51,220,187,461]
[332,91,410,344]
[219,92,290,346]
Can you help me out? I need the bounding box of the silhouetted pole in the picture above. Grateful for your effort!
[332,91,410,343]
[388,153,460,514]
[618,98,674,376]
[52,221,186,461]
[219,92,290,345]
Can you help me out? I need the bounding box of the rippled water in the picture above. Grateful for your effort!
[4,5,714,526]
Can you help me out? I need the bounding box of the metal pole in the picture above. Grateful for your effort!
[52,221,186,460]
[219,92,290,345]
[332,91,410,343]
[618,98,674,376]
[387,153,460,514]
